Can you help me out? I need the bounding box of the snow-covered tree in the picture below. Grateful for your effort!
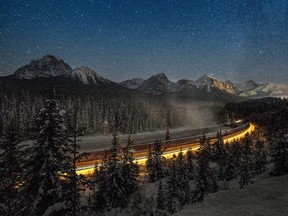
[123,135,139,195]
[185,148,195,180]
[254,140,267,174]
[239,134,255,188]
[146,140,165,182]
[19,91,70,215]
[193,135,218,202]
[270,130,288,176]
[212,131,230,188]
[0,117,26,216]
[93,132,127,211]
[62,107,89,216]
[156,180,165,211]
[165,155,180,214]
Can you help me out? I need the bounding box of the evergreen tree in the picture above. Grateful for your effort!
[19,90,70,215]
[63,107,89,216]
[146,140,165,182]
[254,140,267,174]
[230,139,243,172]
[165,155,180,214]
[123,135,139,195]
[185,148,195,180]
[212,131,230,188]
[175,150,190,206]
[165,128,171,147]
[0,117,26,216]
[270,130,288,176]
[193,135,218,202]
[153,140,166,181]
[146,145,155,182]
[93,132,126,211]
[156,180,165,211]
[239,134,255,188]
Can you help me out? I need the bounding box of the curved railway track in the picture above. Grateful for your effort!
[77,123,255,175]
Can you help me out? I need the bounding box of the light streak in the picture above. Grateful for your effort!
[76,123,255,176]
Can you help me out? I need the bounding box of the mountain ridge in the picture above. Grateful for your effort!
[6,55,288,98]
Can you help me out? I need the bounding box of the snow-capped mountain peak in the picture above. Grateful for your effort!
[119,78,144,89]
[195,74,235,94]
[71,66,109,85]
[14,55,72,79]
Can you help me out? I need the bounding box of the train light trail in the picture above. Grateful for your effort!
[76,123,255,176]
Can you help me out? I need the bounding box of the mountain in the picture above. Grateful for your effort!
[239,83,288,98]
[71,66,110,85]
[194,74,236,95]
[233,80,260,94]
[137,73,176,95]
[14,55,72,79]
[119,78,144,89]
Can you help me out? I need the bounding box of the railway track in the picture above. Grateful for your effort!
[76,123,255,175]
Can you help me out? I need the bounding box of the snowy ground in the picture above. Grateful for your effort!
[78,124,227,153]
[175,174,288,216]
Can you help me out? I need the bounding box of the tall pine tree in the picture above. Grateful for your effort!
[239,134,255,188]
[123,135,139,195]
[270,130,288,176]
[19,90,70,215]
[193,135,218,202]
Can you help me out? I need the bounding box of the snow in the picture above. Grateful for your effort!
[175,174,288,216]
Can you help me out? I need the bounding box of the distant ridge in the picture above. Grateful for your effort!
[7,54,288,98]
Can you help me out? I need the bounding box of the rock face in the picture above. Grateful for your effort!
[119,78,144,89]
[137,73,176,94]
[233,80,260,94]
[71,66,110,85]
[194,74,236,94]
[14,55,72,79]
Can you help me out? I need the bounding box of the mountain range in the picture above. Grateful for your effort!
[2,55,288,99]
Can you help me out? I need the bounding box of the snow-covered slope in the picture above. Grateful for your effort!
[234,80,260,94]
[176,174,288,216]
[71,66,110,85]
[119,78,144,89]
[14,55,72,79]
[239,83,288,97]
[137,73,177,94]
[194,74,236,94]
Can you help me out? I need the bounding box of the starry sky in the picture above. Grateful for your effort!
[1,0,288,83]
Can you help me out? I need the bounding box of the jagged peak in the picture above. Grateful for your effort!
[71,66,108,85]
[197,74,217,81]
[14,55,72,79]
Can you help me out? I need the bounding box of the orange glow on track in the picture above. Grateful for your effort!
[76,124,256,176]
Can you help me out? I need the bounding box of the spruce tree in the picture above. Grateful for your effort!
[212,131,230,188]
[193,135,218,202]
[19,90,70,215]
[254,140,267,174]
[153,140,166,181]
[156,180,165,211]
[146,145,155,182]
[123,135,139,195]
[93,132,126,211]
[270,130,288,176]
[63,107,89,216]
[185,148,195,180]
[176,150,190,206]
[0,117,25,216]
[239,134,255,188]
[165,155,180,214]
[146,140,165,182]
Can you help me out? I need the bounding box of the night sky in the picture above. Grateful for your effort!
[1,0,288,83]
